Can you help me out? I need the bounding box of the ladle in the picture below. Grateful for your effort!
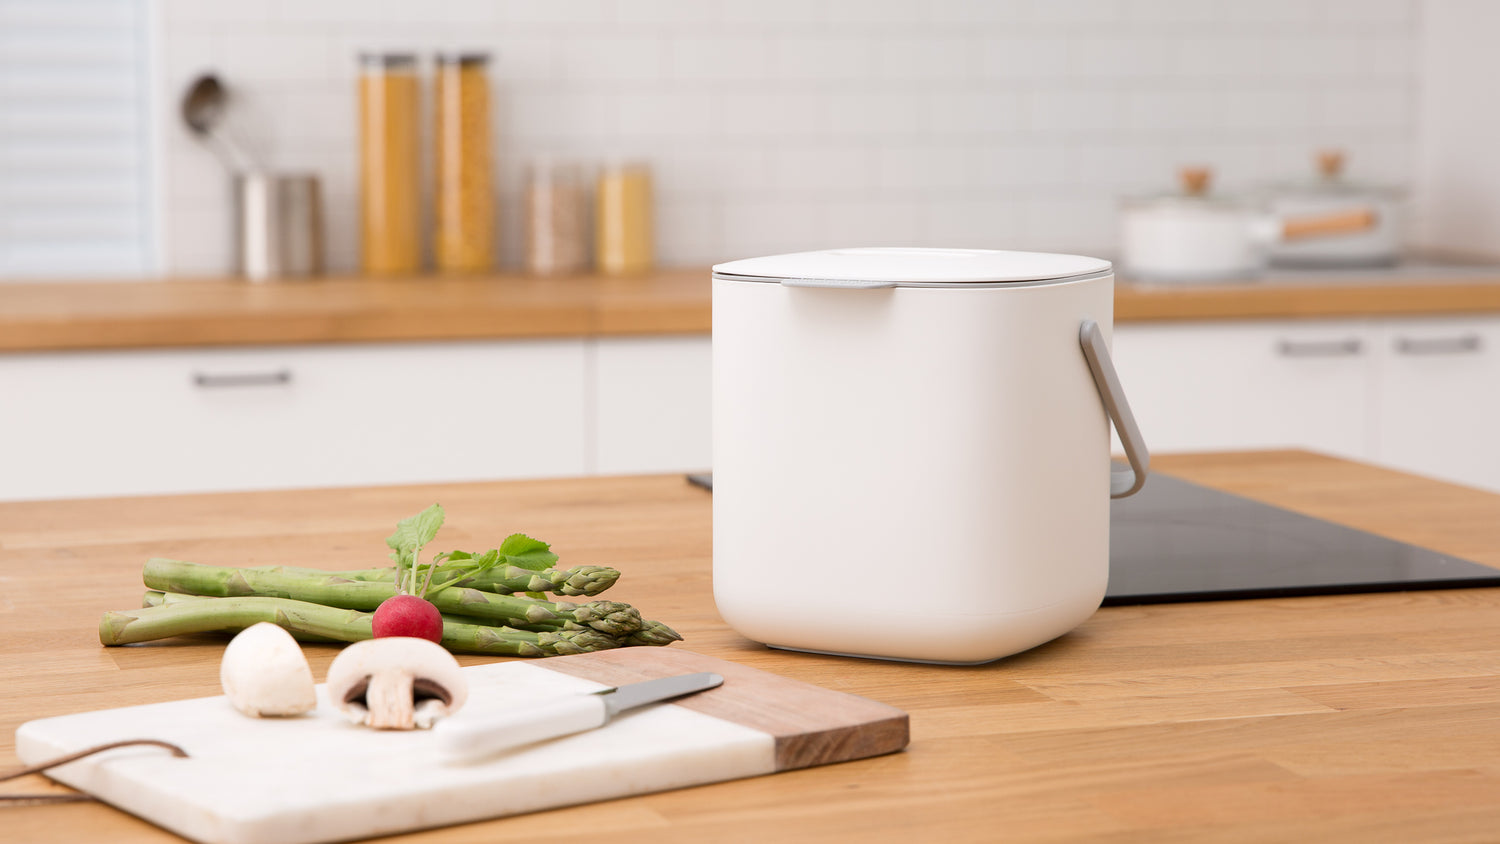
[180,74,259,173]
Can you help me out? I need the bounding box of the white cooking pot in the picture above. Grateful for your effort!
[1265,151,1404,268]
[712,247,1149,664]
[1120,168,1378,282]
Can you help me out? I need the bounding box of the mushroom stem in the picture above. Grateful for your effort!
[363,670,417,730]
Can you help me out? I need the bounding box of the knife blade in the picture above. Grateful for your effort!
[434,672,724,762]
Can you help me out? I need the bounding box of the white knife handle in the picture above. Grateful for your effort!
[436,694,609,762]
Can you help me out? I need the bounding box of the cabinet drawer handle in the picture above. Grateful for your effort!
[192,369,293,389]
[1394,335,1483,355]
[1276,339,1362,357]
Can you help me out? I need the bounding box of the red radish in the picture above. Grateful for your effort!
[372,594,443,643]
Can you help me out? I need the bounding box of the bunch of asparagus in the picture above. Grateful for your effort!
[98,520,681,657]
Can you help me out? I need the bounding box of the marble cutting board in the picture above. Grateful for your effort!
[15,648,908,844]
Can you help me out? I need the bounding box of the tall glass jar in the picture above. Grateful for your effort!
[358,53,421,275]
[433,52,495,274]
[595,160,654,276]
[524,158,588,276]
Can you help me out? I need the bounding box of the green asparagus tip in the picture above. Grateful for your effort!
[627,620,684,647]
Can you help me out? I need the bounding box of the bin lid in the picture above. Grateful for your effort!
[713,247,1111,285]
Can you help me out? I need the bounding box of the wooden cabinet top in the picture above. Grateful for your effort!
[4,450,1500,842]
[5,265,1500,352]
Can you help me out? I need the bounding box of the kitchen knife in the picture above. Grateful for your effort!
[434,672,724,762]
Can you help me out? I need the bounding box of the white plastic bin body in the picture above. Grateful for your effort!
[713,260,1120,664]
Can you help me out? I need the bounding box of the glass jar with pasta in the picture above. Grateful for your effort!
[433,52,495,274]
[358,53,421,275]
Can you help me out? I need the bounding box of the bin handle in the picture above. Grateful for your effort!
[1079,320,1149,498]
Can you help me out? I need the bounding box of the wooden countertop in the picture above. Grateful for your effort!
[6,265,1500,352]
[0,268,711,353]
[4,450,1500,842]
[1116,274,1500,322]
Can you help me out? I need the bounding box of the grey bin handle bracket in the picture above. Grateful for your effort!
[778,277,898,290]
[1080,320,1150,498]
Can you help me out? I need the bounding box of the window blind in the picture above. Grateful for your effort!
[0,0,154,278]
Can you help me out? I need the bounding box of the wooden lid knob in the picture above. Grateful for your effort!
[1317,149,1345,180]
[1179,167,1211,196]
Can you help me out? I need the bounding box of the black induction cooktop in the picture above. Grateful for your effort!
[1104,473,1500,604]
[687,471,1500,604]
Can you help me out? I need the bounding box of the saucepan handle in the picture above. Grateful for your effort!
[1079,320,1149,498]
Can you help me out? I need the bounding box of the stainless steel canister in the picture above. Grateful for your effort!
[235,173,324,281]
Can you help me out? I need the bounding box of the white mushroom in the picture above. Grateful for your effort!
[220,622,317,717]
[324,638,468,730]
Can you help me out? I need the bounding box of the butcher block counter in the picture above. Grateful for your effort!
[5,261,1500,351]
[5,450,1500,842]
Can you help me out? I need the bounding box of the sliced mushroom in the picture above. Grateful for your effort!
[324,637,468,730]
[220,622,317,717]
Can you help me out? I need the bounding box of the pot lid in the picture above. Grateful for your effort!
[712,247,1111,284]
[1268,149,1404,198]
[1123,165,1256,211]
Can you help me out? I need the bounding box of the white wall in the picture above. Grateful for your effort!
[153,0,1421,276]
[1413,0,1500,258]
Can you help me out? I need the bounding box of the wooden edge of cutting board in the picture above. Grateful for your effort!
[541,648,910,772]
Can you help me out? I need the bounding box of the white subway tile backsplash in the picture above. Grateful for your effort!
[723,197,830,255]
[1221,0,1319,26]
[720,0,827,27]
[821,197,925,247]
[148,0,1420,272]
[622,0,723,27]
[924,90,1022,137]
[558,35,668,83]
[1024,88,1126,135]
[668,34,771,83]
[824,90,933,140]
[164,197,233,276]
[876,145,974,191]
[656,193,726,264]
[157,0,267,26]
[768,145,875,192]
[769,35,876,82]
[1065,36,1172,81]
[488,34,559,82]
[615,90,725,139]
[1170,36,1273,82]
[1319,86,1412,131]
[219,32,335,83]
[1123,0,1216,26]
[492,0,617,27]
[872,33,978,82]
[977,36,1068,82]
[1321,0,1414,28]
[922,197,1023,248]
[825,0,933,27]
[978,143,1070,189]
[731,90,832,139]
[1024,0,1124,27]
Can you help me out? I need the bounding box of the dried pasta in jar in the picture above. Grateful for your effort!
[433,52,495,273]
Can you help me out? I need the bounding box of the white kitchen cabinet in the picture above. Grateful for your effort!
[0,340,589,501]
[1112,314,1500,494]
[589,336,712,475]
[1111,320,1376,462]
[1370,316,1500,492]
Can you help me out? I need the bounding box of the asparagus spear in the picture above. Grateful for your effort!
[103,596,627,656]
[142,590,680,646]
[223,562,621,597]
[343,564,620,597]
[143,558,645,636]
